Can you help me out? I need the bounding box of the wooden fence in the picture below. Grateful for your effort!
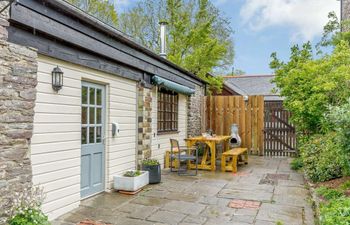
[202,96,264,155]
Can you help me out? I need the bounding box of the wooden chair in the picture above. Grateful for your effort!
[221,148,248,173]
[165,149,179,169]
[170,139,198,176]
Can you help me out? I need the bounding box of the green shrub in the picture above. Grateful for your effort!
[340,180,350,191]
[142,159,160,166]
[123,170,141,177]
[328,99,350,175]
[9,208,50,225]
[301,132,346,182]
[320,197,350,225]
[290,157,303,171]
[7,186,50,225]
[316,186,344,200]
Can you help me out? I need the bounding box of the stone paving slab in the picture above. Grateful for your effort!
[218,188,273,202]
[53,156,315,225]
[163,200,206,216]
[256,203,303,225]
[147,210,186,225]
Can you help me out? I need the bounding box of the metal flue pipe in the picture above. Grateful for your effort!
[159,21,168,58]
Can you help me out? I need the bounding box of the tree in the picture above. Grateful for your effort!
[316,12,350,53]
[66,0,118,27]
[118,0,234,92]
[270,41,350,135]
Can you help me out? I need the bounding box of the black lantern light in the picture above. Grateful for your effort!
[52,66,63,91]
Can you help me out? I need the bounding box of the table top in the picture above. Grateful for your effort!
[185,135,231,142]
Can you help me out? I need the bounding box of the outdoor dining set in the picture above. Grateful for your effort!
[167,124,249,175]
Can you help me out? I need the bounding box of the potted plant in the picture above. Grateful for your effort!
[142,159,161,184]
[113,170,149,192]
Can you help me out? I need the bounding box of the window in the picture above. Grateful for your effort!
[157,88,178,133]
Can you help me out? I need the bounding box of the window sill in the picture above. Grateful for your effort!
[157,131,180,135]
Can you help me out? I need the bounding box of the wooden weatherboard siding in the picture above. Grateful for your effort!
[8,0,204,89]
[31,55,137,220]
[151,88,188,166]
[203,96,264,155]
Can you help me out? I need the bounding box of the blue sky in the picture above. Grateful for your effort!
[116,0,340,75]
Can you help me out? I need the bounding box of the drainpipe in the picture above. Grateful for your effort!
[159,21,168,58]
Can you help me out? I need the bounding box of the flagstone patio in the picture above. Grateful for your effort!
[53,156,314,225]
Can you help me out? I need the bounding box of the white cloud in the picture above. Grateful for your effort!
[240,0,340,41]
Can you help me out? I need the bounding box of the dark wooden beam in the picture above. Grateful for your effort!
[8,26,144,82]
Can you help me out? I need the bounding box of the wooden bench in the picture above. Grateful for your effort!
[221,148,248,173]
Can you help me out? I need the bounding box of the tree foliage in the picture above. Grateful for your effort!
[118,0,234,92]
[66,0,118,27]
[317,12,350,52]
[272,15,350,184]
[270,41,350,135]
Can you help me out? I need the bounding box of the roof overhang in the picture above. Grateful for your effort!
[7,0,207,88]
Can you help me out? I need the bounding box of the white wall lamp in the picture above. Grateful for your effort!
[51,66,63,92]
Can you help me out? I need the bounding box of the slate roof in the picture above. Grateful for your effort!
[224,75,283,101]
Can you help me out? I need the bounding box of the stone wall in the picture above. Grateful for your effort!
[342,0,350,21]
[137,85,152,167]
[0,2,37,224]
[187,85,205,137]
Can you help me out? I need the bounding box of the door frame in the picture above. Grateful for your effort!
[81,81,106,199]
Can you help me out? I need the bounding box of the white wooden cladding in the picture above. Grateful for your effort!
[31,55,137,220]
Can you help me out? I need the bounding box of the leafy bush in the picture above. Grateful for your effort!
[340,180,350,191]
[271,41,350,135]
[301,133,347,182]
[142,159,160,166]
[290,157,303,171]
[7,186,50,225]
[9,208,50,225]
[328,99,350,175]
[320,197,350,225]
[316,187,344,200]
[123,170,141,177]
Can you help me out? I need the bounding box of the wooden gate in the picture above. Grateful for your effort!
[263,101,297,156]
[202,96,264,155]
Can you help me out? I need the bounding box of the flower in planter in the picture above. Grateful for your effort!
[142,159,160,166]
[123,170,141,177]
[141,159,161,184]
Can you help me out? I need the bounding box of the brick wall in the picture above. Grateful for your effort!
[342,0,350,21]
[0,2,37,224]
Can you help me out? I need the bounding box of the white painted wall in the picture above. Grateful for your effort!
[151,88,188,166]
[31,55,137,220]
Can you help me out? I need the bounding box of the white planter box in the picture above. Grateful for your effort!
[113,170,149,192]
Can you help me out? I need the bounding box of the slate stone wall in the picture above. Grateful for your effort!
[188,85,205,137]
[0,2,37,224]
[342,0,350,21]
[137,85,152,167]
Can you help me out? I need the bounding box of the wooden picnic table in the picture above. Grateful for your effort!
[185,135,231,171]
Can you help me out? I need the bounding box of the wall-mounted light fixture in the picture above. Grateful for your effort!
[51,66,63,91]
